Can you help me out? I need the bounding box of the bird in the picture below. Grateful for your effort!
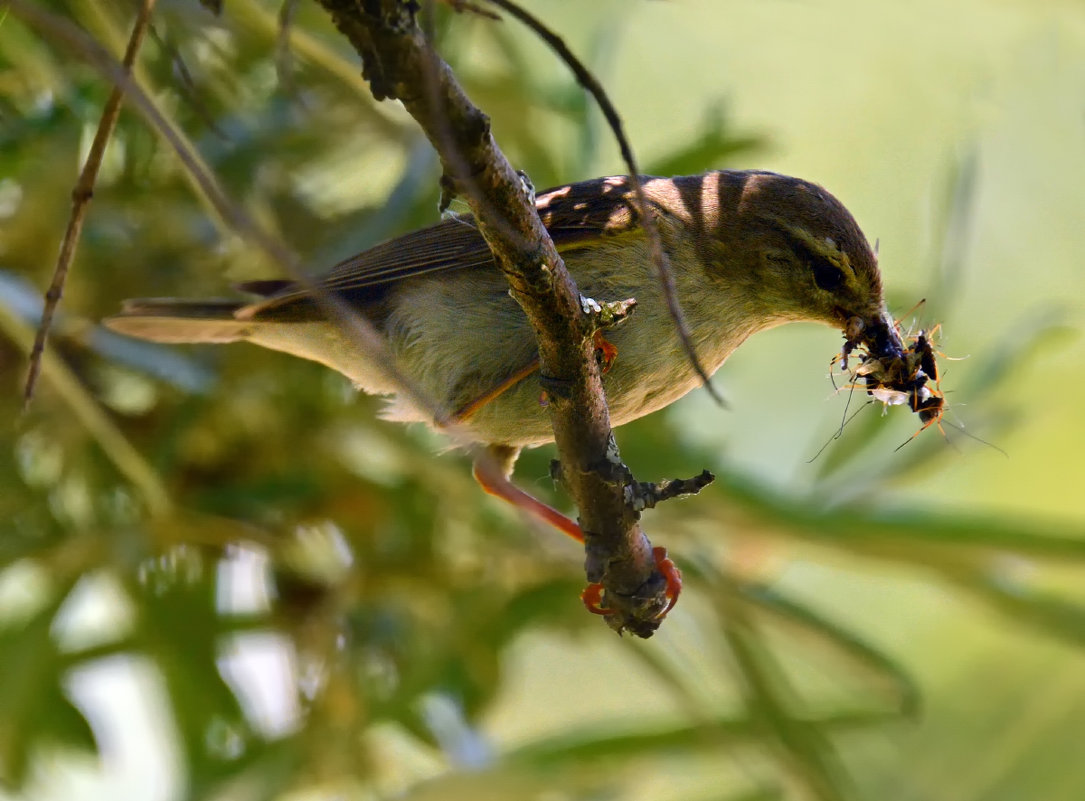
[105,169,903,619]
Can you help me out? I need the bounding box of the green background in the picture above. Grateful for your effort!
[2,1,1084,799]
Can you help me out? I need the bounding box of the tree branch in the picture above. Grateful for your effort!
[314,0,671,635]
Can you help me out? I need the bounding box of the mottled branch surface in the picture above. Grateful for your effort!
[314,0,669,635]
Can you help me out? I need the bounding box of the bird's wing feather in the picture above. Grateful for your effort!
[240,176,646,317]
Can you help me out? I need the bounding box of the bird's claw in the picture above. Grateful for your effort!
[580,546,682,618]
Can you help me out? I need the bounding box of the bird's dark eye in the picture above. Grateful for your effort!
[777,232,849,292]
[810,258,846,292]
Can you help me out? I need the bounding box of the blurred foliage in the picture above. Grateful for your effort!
[2,1,1085,801]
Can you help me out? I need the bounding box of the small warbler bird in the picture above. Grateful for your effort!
[106,169,901,447]
[106,169,908,624]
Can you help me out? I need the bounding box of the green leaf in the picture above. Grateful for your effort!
[732,579,919,718]
[646,103,765,178]
[959,573,1085,650]
[707,469,1085,568]
[505,709,889,768]
[0,580,95,788]
[716,588,853,801]
[125,559,258,781]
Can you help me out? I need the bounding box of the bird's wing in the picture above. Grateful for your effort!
[239,176,647,318]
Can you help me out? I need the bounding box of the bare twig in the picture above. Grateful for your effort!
[23,0,157,410]
[481,0,725,406]
[315,0,673,635]
[626,470,716,513]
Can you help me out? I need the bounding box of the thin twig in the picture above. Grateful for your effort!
[481,0,725,406]
[626,470,716,513]
[23,0,157,410]
[9,0,500,506]
[10,0,435,422]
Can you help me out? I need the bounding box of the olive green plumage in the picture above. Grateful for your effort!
[106,170,891,447]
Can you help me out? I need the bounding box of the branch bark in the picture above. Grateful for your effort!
[314,0,670,635]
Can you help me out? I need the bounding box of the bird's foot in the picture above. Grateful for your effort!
[580,546,682,619]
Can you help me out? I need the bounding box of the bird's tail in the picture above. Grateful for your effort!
[103,299,252,343]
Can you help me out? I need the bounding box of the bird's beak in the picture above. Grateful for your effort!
[841,308,906,361]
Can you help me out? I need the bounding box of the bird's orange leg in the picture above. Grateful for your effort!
[473,446,682,620]
[472,452,583,544]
